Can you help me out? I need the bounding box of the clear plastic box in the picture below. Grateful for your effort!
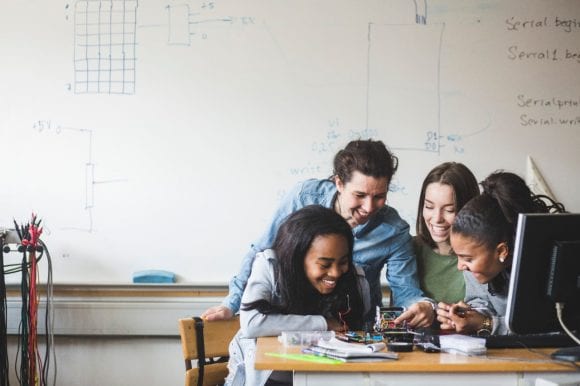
[278,330,335,347]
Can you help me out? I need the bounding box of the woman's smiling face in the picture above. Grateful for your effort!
[423,182,456,253]
[335,171,388,228]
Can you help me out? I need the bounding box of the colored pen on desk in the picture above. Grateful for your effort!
[265,351,342,364]
[300,348,345,363]
[435,304,487,314]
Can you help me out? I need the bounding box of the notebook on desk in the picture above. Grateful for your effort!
[304,346,398,361]
[306,337,398,361]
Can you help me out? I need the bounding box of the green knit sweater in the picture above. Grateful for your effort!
[413,237,465,304]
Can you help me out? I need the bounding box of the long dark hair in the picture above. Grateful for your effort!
[242,205,367,329]
[452,171,565,294]
[416,162,479,248]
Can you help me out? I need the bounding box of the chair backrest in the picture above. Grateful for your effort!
[178,316,240,386]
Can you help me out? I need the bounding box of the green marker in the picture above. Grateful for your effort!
[265,352,343,364]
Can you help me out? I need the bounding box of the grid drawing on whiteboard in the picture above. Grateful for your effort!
[74,0,138,94]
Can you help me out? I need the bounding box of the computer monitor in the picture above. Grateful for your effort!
[506,213,580,360]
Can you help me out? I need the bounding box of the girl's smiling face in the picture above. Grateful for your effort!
[423,182,456,254]
[451,232,508,284]
[304,234,350,294]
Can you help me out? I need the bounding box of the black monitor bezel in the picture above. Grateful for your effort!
[506,213,580,334]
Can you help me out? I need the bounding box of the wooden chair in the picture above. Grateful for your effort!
[178,316,240,386]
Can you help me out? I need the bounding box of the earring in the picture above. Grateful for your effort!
[499,257,505,263]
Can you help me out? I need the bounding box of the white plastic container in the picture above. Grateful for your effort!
[278,331,335,347]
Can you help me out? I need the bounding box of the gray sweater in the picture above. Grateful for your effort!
[225,249,371,386]
[464,270,509,335]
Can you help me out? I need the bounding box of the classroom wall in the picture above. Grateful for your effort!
[7,336,184,386]
[5,284,225,385]
[1,0,579,285]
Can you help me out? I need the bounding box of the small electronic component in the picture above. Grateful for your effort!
[387,341,414,352]
[374,306,415,344]
[336,331,371,343]
[374,306,407,332]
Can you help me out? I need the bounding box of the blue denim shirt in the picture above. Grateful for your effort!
[223,179,427,312]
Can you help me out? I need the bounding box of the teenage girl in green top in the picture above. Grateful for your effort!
[414,162,479,304]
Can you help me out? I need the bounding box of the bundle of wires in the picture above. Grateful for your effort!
[1,215,55,386]
[0,234,8,385]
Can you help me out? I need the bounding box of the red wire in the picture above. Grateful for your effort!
[29,249,37,386]
[23,217,42,386]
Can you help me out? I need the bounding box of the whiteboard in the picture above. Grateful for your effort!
[1,0,579,284]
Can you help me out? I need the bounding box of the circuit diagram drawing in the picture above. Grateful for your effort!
[366,0,488,156]
[33,121,127,232]
[73,0,138,94]
[165,3,247,45]
[72,1,254,92]
[367,1,446,155]
[139,2,254,46]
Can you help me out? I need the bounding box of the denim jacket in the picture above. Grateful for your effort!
[222,179,427,312]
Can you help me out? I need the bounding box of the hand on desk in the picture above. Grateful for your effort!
[394,301,435,328]
[436,301,487,334]
[200,305,234,321]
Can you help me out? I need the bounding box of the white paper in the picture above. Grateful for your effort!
[439,334,486,356]
[316,337,386,353]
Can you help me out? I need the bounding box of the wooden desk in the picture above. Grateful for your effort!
[255,337,580,386]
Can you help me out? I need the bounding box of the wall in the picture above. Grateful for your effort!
[1,0,579,284]
[7,336,183,386]
[5,284,225,385]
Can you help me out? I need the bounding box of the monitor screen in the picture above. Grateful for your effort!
[506,213,580,335]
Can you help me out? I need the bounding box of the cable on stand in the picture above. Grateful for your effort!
[1,214,54,386]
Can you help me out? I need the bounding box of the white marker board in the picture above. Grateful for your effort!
[0,0,579,283]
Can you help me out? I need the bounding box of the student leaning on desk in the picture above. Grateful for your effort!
[225,205,371,386]
[202,139,437,327]
[436,171,565,335]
